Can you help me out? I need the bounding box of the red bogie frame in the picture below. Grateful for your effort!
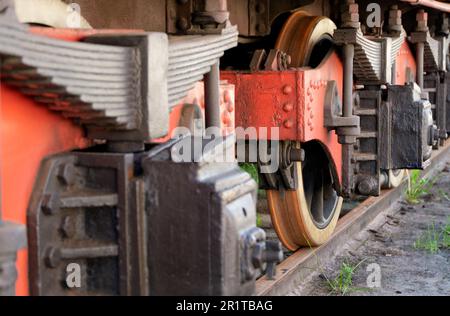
[222,51,344,184]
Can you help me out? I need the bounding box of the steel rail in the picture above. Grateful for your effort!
[256,140,450,296]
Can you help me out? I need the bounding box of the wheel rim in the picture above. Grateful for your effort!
[267,142,342,251]
[302,142,340,229]
[266,12,342,251]
[275,10,336,68]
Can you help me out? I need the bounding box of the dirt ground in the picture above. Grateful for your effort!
[289,161,450,296]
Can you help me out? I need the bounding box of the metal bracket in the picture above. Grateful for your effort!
[166,0,193,34]
[249,0,270,36]
[324,81,360,143]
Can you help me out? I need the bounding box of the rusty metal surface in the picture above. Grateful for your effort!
[27,151,147,296]
[143,136,280,295]
[380,84,434,169]
[27,136,280,296]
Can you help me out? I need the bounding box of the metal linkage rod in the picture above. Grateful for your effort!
[417,42,425,89]
[343,44,355,118]
[204,62,221,130]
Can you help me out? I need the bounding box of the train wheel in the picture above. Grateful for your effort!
[267,142,343,251]
[266,12,342,251]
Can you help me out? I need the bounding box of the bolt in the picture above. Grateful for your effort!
[255,2,266,14]
[341,0,360,28]
[45,247,62,269]
[176,17,189,31]
[41,194,58,216]
[57,163,76,186]
[416,9,429,32]
[388,5,402,34]
[60,216,76,239]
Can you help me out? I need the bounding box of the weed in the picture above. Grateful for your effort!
[326,259,368,296]
[444,217,450,235]
[256,214,263,228]
[442,233,450,249]
[414,223,440,253]
[239,163,259,185]
[405,170,435,205]
[439,189,450,202]
[414,219,450,252]
[442,218,450,249]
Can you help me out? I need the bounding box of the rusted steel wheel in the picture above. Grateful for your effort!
[267,142,343,251]
[267,12,343,251]
[275,10,336,68]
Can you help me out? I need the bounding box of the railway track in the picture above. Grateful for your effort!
[256,140,450,296]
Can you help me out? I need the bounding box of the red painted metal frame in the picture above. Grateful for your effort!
[157,81,236,143]
[394,41,417,85]
[1,85,88,296]
[222,51,344,182]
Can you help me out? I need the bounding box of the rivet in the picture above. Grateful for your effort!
[283,85,293,95]
[284,119,294,129]
[224,90,232,103]
[283,103,294,112]
[222,112,231,126]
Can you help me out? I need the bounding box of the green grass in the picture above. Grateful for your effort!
[443,218,450,248]
[325,259,368,296]
[405,170,435,205]
[239,163,259,185]
[414,218,450,253]
[256,214,263,228]
[444,218,450,235]
[442,233,450,249]
[414,223,440,254]
[439,189,450,202]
